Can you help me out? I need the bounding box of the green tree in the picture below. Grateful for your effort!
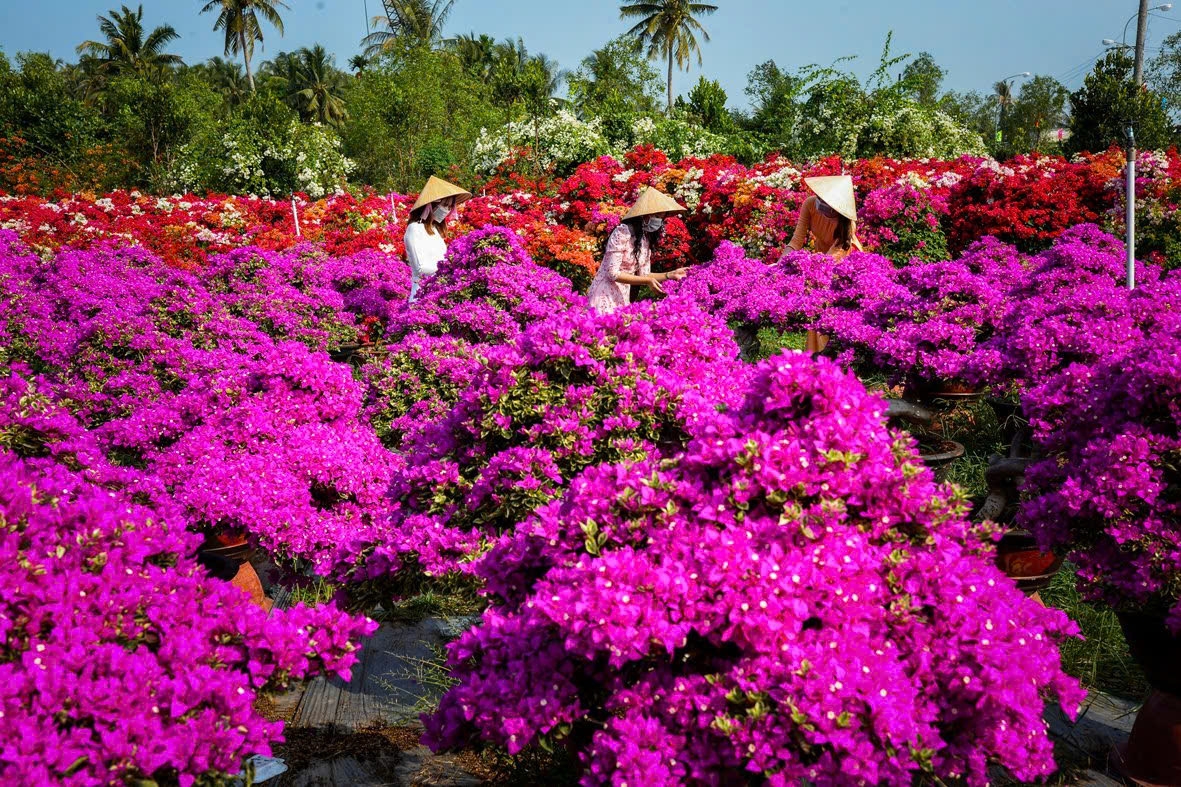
[76,5,183,81]
[1009,75,1070,153]
[619,0,718,113]
[200,0,289,95]
[266,45,350,126]
[488,38,564,114]
[341,47,498,189]
[363,0,456,55]
[104,72,219,183]
[684,75,729,131]
[743,60,805,151]
[0,52,102,191]
[192,56,251,110]
[939,89,996,145]
[900,52,944,107]
[566,36,662,120]
[1149,30,1181,120]
[1067,50,1172,156]
[448,32,498,83]
[348,54,370,76]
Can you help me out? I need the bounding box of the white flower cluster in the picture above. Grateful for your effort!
[750,165,802,191]
[473,110,610,174]
[168,122,354,197]
[674,167,705,210]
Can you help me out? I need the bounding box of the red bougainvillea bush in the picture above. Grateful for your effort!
[425,354,1084,786]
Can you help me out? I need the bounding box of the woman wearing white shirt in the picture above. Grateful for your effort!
[404,176,471,301]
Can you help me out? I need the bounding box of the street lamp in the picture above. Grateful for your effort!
[1122,4,1173,46]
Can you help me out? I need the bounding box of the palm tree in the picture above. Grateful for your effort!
[489,38,566,110]
[200,0,289,95]
[348,54,370,76]
[197,56,251,108]
[448,32,497,83]
[363,0,455,55]
[619,0,718,113]
[273,45,350,126]
[993,80,1016,148]
[76,4,183,79]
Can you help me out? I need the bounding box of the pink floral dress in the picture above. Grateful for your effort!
[588,223,650,314]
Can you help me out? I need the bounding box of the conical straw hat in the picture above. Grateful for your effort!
[411,176,472,213]
[622,187,686,221]
[804,175,857,221]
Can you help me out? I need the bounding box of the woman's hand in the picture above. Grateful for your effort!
[665,267,689,281]
[645,275,666,294]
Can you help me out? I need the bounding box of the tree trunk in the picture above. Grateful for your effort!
[242,32,256,95]
[667,48,674,114]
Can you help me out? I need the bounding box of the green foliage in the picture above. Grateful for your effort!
[745,36,985,160]
[200,0,289,93]
[1006,75,1070,155]
[682,75,731,131]
[1068,50,1172,156]
[619,0,719,111]
[744,60,805,152]
[341,46,499,191]
[262,46,350,127]
[75,4,184,80]
[103,72,221,186]
[0,52,101,170]
[1150,30,1181,122]
[362,0,456,55]
[567,36,662,118]
[900,52,945,107]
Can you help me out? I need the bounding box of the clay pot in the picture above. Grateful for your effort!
[905,377,985,405]
[805,330,829,354]
[1113,612,1181,785]
[994,530,1063,594]
[197,532,271,610]
[917,439,965,469]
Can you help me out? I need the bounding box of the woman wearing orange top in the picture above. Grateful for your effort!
[787,175,863,353]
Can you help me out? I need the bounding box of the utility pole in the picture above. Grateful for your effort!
[1135,0,1150,85]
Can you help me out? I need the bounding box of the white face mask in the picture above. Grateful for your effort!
[643,217,664,233]
[432,204,451,223]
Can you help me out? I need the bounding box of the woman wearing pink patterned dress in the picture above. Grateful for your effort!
[587,187,689,314]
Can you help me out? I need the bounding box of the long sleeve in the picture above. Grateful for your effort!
[404,222,426,280]
[788,197,815,251]
[601,224,631,282]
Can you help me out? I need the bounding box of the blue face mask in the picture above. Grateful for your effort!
[643,217,664,233]
[432,204,451,223]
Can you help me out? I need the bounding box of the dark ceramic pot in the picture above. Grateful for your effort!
[1113,611,1181,786]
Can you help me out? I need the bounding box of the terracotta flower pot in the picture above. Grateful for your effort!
[994,530,1063,595]
[197,531,270,610]
[1114,611,1181,785]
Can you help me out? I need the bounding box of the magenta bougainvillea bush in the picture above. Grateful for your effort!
[354,298,745,581]
[1016,276,1181,632]
[0,453,376,785]
[6,146,1181,785]
[425,354,1084,786]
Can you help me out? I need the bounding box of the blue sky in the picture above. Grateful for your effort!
[1,0,1178,109]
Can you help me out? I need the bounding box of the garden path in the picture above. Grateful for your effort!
[252,558,1144,786]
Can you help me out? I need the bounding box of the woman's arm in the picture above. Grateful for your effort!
[404,223,424,276]
[787,197,814,252]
